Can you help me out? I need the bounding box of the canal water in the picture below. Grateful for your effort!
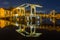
[0,19,60,40]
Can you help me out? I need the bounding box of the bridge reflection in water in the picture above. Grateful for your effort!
[0,18,60,31]
[0,19,60,40]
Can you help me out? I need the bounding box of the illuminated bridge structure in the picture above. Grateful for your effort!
[0,3,60,37]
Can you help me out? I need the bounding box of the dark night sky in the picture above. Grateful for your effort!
[0,0,60,13]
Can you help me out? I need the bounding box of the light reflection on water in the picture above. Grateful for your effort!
[0,20,6,28]
[0,19,60,31]
[0,19,11,28]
